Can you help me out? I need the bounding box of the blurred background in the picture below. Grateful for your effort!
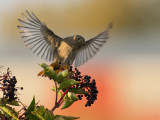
[0,0,160,120]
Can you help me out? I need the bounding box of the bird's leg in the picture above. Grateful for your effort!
[68,65,72,71]
[50,60,61,71]
[62,64,69,70]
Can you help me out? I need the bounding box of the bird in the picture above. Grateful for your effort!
[17,10,112,67]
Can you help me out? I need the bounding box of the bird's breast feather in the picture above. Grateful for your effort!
[58,41,73,59]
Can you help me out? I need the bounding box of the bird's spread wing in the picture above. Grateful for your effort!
[17,10,62,61]
[75,24,112,67]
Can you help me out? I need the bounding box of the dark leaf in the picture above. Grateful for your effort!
[59,79,80,90]
[8,100,19,106]
[61,100,75,110]
[27,96,35,112]
[26,96,38,120]
[68,88,87,94]
[0,98,19,106]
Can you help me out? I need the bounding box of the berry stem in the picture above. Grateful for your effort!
[51,87,71,112]
[0,87,7,90]
[55,82,58,105]
[57,87,71,105]
[18,112,26,119]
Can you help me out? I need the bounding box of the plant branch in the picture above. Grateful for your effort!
[18,100,27,111]
[0,87,7,90]
[55,82,58,105]
[51,87,71,112]
[18,112,26,119]
[57,87,71,105]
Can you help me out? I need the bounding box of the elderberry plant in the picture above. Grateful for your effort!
[0,63,98,120]
[38,63,98,111]
[69,67,98,107]
[0,68,22,119]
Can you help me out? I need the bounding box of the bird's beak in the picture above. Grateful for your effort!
[73,35,77,40]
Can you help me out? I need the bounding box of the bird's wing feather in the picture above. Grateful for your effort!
[75,26,111,67]
[17,10,62,61]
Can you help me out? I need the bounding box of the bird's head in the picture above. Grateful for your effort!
[73,35,85,47]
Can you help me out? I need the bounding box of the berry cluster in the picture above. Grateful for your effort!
[70,67,98,107]
[44,64,98,107]
[0,68,22,102]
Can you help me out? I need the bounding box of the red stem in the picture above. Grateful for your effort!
[51,87,71,112]
[0,87,7,90]
[57,87,71,105]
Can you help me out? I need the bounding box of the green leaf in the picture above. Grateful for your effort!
[40,63,57,80]
[63,93,69,100]
[9,100,19,106]
[54,115,80,120]
[68,92,78,101]
[40,63,49,69]
[44,66,57,80]
[0,104,19,120]
[61,92,78,109]
[61,91,79,109]
[31,106,54,120]
[52,86,56,92]
[52,86,63,97]
[27,96,35,112]
[31,111,45,120]
[68,88,87,94]
[59,79,80,90]
[56,70,70,83]
[0,98,19,106]
[61,99,75,110]
[58,92,63,97]
[26,96,38,120]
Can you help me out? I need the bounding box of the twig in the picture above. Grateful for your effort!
[51,87,71,112]
[55,82,58,105]
[0,87,7,90]
[18,112,26,119]
[18,100,27,110]
[18,101,27,119]
[57,87,71,105]
[36,100,40,105]
[59,99,64,106]
[51,104,58,112]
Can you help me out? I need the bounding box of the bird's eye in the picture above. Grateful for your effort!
[77,37,80,40]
